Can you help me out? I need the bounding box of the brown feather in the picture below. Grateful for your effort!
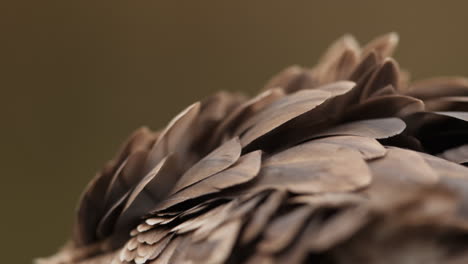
[41,33,468,264]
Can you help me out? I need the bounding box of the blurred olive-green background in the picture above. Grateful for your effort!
[2,1,468,262]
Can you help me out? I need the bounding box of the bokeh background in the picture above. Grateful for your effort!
[2,1,468,262]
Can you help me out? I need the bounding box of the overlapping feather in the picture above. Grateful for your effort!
[38,33,468,264]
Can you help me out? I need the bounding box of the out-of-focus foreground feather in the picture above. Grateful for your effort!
[38,33,468,264]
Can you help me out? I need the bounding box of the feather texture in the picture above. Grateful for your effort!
[38,33,468,264]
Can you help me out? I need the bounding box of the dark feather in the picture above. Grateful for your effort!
[39,33,468,264]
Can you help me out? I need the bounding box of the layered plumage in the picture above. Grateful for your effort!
[39,33,468,264]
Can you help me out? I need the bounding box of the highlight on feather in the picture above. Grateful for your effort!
[37,33,468,264]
